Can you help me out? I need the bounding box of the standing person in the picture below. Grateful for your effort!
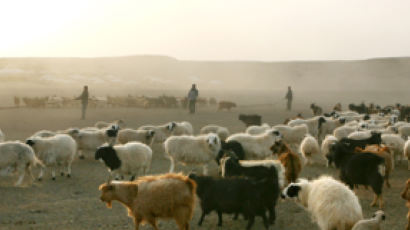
[76,85,89,120]
[285,86,293,111]
[187,84,199,114]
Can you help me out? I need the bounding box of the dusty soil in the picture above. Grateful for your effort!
[0,104,408,230]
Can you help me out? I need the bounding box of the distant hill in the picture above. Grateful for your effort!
[0,55,409,91]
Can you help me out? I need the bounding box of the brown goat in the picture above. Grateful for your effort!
[271,140,302,185]
[333,103,342,112]
[283,113,304,124]
[354,145,392,188]
[99,173,196,230]
[218,101,237,111]
[402,179,410,230]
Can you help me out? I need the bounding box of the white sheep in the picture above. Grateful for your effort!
[226,129,282,160]
[381,133,405,168]
[399,124,410,139]
[245,123,271,135]
[404,138,410,170]
[282,176,363,230]
[0,129,5,142]
[138,121,192,143]
[318,117,346,142]
[74,127,118,159]
[95,120,126,129]
[29,130,56,138]
[288,116,325,139]
[170,121,194,135]
[299,134,322,165]
[321,135,338,167]
[117,128,155,146]
[236,159,286,189]
[348,130,372,140]
[200,124,230,141]
[95,141,152,181]
[0,141,44,186]
[333,125,357,140]
[165,133,221,175]
[274,124,309,153]
[26,134,76,180]
[352,210,385,230]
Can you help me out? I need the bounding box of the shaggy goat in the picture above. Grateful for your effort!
[99,173,196,230]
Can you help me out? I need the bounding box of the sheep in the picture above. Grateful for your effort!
[215,140,245,164]
[29,130,56,138]
[404,138,410,170]
[138,121,193,143]
[270,140,302,184]
[26,134,77,180]
[321,135,338,167]
[200,124,230,141]
[218,101,237,111]
[381,133,405,168]
[348,130,372,140]
[99,173,196,230]
[188,173,270,230]
[95,119,126,129]
[0,141,44,186]
[239,114,262,127]
[288,116,326,139]
[352,210,385,230]
[218,157,281,225]
[329,142,385,208]
[310,103,323,115]
[220,156,286,189]
[319,117,346,141]
[246,123,271,135]
[399,124,410,139]
[138,123,174,143]
[74,126,119,159]
[401,179,410,230]
[273,124,309,153]
[300,134,322,165]
[226,129,282,160]
[117,128,155,146]
[355,145,393,188]
[95,141,152,181]
[165,133,221,175]
[281,176,363,230]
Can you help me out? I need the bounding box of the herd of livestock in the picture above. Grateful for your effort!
[12,95,228,109]
[0,102,410,230]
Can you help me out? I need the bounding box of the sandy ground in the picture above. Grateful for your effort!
[0,105,408,230]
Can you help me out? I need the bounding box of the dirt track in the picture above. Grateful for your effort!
[0,105,408,230]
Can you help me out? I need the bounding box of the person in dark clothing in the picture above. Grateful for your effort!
[285,86,293,111]
[187,84,199,114]
[76,85,89,120]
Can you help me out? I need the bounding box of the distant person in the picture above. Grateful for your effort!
[285,86,293,111]
[187,84,199,114]
[76,85,89,120]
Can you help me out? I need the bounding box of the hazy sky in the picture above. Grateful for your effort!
[1,0,410,61]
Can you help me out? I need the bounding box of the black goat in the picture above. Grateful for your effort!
[188,173,272,230]
[216,140,245,164]
[329,142,385,209]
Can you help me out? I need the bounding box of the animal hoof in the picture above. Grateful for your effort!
[38,178,42,181]
[52,177,56,181]
[60,172,65,176]
[67,174,71,178]
[79,156,85,160]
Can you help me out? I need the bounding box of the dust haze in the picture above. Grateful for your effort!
[0,56,409,108]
